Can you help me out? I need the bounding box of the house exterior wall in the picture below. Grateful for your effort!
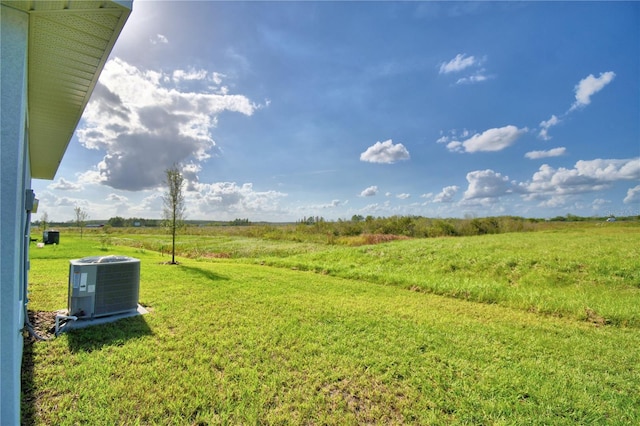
[2,2,132,422]
[0,5,30,424]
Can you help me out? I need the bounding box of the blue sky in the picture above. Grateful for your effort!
[33,1,640,222]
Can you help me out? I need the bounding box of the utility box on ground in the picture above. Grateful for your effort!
[43,230,59,244]
[68,255,140,319]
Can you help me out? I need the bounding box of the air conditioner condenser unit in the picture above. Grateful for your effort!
[68,255,140,319]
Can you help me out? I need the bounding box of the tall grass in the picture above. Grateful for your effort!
[257,225,640,327]
[95,222,639,327]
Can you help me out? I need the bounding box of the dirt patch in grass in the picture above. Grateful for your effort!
[319,377,407,423]
[25,310,58,343]
[585,307,608,327]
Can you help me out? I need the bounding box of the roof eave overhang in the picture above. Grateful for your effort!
[13,0,132,180]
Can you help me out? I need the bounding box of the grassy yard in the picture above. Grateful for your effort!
[23,225,640,424]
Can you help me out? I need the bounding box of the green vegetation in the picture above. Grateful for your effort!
[23,222,640,424]
[32,213,640,235]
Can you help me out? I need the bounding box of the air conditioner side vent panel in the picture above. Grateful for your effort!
[94,262,140,316]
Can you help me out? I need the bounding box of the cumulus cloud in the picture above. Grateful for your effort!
[439,53,477,74]
[446,125,527,153]
[520,158,640,198]
[360,140,410,164]
[570,71,616,111]
[51,196,89,208]
[462,170,515,201]
[396,193,411,200]
[48,177,83,191]
[106,193,129,203]
[433,185,459,203]
[360,186,379,197]
[457,158,640,209]
[76,58,259,191]
[623,185,640,204]
[525,147,567,160]
[190,182,286,217]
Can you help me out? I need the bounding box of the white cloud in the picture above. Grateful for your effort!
[447,125,527,153]
[462,170,515,200]
[439,54,477,74]
[538,115,560,140]
[361,203,384,214]
[136,192,163,215]
[48,177,83,191]
[624,185,640,204]
[439,54,489,84]
[574,158,640,181]
[190,182,287,218]
[211,72,225,86]
[536,194,571,208]
[433,185,459,203]
[106,193,129,203]
[150,34,168,45]
[540,115,560,129]
[570,71,616,111]
[360,186,379,197]
[76,58,259,191]
[456,72,489,85]
[520,158,640,198]
[360,139,410,164]
[525,147,567,160]
[420,192,434,200]
[396,193,411,200]
[297,199,343,211]
[173,69,208,82]
[437,128,471,145]
[56,197,87,208]
[446,141,464,153]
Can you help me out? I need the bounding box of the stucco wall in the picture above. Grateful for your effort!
[0,5,30,424]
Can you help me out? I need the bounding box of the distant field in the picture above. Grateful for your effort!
[23,223,640,424]
[98,221,640,326]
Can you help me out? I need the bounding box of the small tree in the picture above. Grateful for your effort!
[74,206,89,239]
[163,165,185,264]
[40,211,49,231]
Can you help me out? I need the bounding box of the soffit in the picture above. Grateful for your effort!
[3,1,132,179]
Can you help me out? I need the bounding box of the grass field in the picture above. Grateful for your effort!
[23,223,640,424]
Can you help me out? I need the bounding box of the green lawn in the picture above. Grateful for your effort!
[23,227,640,424]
